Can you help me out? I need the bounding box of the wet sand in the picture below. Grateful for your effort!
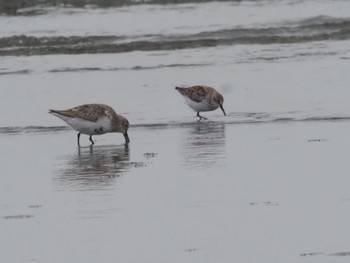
[1,120,350,262]
[2,1,350,262]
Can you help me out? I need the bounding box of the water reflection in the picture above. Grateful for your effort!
[181,121,226,169]
[55,144,130,191]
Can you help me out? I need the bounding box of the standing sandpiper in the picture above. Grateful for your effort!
[49,104,130,146]
[175,85,226,120]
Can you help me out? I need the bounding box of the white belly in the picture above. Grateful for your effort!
[184,97,219,112]
[66,117,113,135]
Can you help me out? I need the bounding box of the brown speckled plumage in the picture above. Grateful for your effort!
[49,104,116,122]
[175,85,226,120]
[175,86,214,102]
[49,103,130,146]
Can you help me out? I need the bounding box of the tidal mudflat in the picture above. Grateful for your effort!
[1,120,350,263]
[2,0,350,262]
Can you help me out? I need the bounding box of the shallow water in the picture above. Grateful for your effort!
[2,121,350,262]
[1,0,350,262]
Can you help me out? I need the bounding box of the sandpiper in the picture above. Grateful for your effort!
[49,104,130,146]
[175,85,226,120]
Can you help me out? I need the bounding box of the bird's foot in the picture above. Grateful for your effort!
[196,112,208,121]
[197,116,208,121]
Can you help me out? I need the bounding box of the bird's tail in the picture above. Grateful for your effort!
[48,109,72,122]
[175,86,187,95]
[49,109,64,116]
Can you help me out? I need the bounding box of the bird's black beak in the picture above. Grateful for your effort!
[124,133,130,144]
[220,105,226,116]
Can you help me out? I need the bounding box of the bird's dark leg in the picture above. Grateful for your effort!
[197,112,207,121]
[124,133,130,144]
[89,135,94,145]
[77,132,81,147]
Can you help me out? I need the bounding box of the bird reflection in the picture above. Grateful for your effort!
[55,144,130,191]
[181,121,226,168]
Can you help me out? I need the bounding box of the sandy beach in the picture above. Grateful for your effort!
[2,119,350,262]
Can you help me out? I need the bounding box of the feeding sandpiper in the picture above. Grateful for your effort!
[49,103,130,146]
[175,85,226,120]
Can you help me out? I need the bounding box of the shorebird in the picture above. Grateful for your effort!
[175,85,226,120]
[49,104,130,146]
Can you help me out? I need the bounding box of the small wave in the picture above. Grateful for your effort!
[1,0,245,15]
[0,69,32,75]
[301,251,350,257]
[3,214,34,220]
[1,16,350,56]
[0,126,70,135]
[48,63,210,73]
[330,252,350,257]
[49,67,105,73]
[2,114,349,135]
